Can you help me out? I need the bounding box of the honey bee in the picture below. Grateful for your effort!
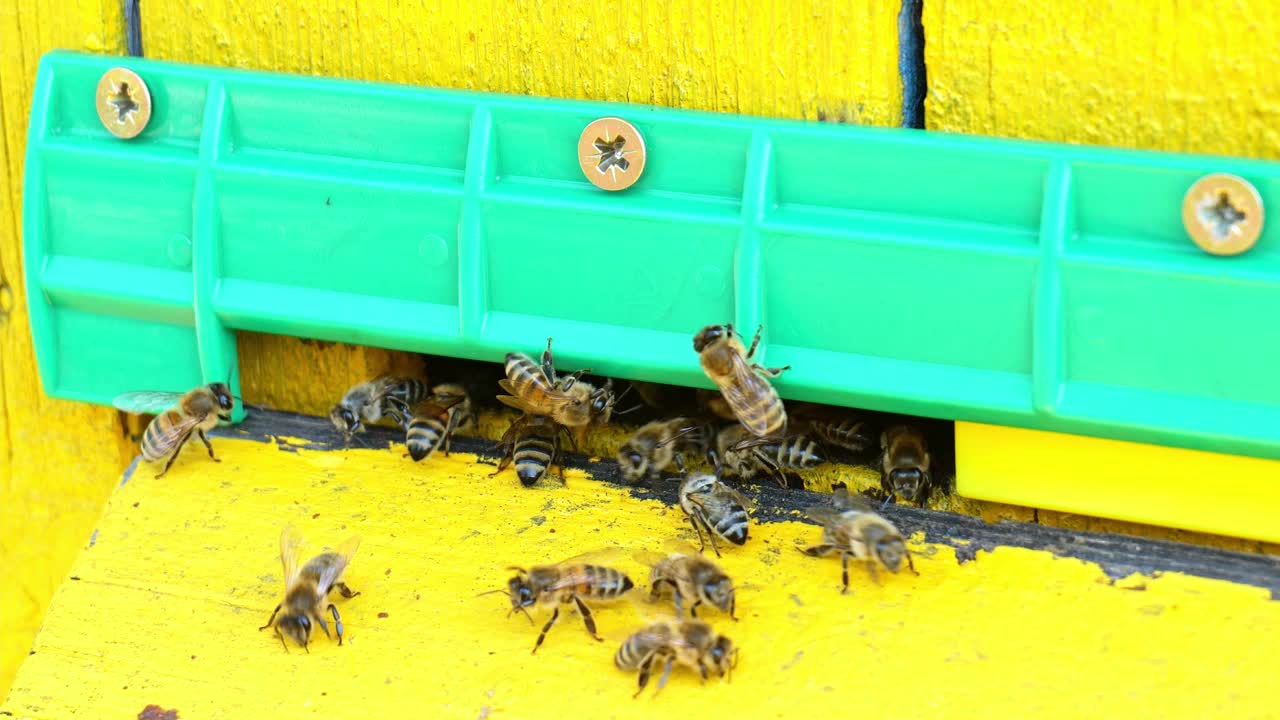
[615,620,737,698]
[693,324,789,439]
[403,384,474,462]
[679,473,751,557]
[497,338,616,430]
[636,543,737,620]
[790,403,876,456]
[113,383,236,478]
[802,486,917,594]
[490,414,575,487]
[329,376,430,441]
[617,418,711,486]
[695,389,738,423]
[715,424,824,487]
[880,424,933,505]
[487,554,635,654]
[259,525,361,651]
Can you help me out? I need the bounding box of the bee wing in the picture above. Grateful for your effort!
[718,482,756,512]
[631,549,669,568]
[147,414,205,453]
[660,538,703,556]
[279,524,306,588]
[553,547,630,568]
[317,535,362,592]
[832,486,876,514]
[496,394,534,413]
[717,354,781,437]
[112,391,185,415]
[805,505,844,527]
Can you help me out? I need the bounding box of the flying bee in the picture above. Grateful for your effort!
[615,620,737,698]
[113,383,236,478]
[636,543,737,620]
[490,414,575,487]
[484,553,635,654]
[802,486,918,594]
[693,324,789,439]
[329,376,430,441]
[259,525,361,651]
[617,418,711,486]
[679,472,751,557]
[497,338,618,430]
[402,385,474,462]
[880,424,933,506]
[715,424,824,488]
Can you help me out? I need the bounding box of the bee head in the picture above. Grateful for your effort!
[693,324,730,353]
[617,443,647,483]
[329,404,360,437]
[506,572,536,610]
[868,527,908,573]
[702,575,735,613]
[709,636,737,677]
[277,613,312,648]
[208,382,235,412]
[588,379,616,424]
[888,467,924,504]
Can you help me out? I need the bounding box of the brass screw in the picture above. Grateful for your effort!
[95,67,152,139]
[578,117,646,191]
[1182,173,1264,256]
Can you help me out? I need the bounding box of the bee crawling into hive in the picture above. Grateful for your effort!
[693,323,790,440]
[113,382,237,478]
[329,375,430,443]
[879,424,934,506]
[802,486,918,594]
[402,383,476,462]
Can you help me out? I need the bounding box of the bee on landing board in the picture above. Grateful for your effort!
[113,383,236,478]
[678,472,751,557]
[636,542,737,620]
[402,383,475,462]
[483,554,635,654]
[490,414,575,487]
[880,424,933,506]
[692,323,789,439]
[715,424,824,487]
[259,525,361,651]
[616,417,712,486]
[802,486,917,594]
[329,375,430,442]
[497,338,619,433]
[615,619,737,698]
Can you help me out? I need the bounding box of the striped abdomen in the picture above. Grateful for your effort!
[141,409,188,461]
[615,623,671,670]
[811,420,872,453]
[504,352,555,401]
[405,413,448,462]
[514,435,557,487]
[764,435,824,470]
[709,495,750,546]
[567,564,635,600]
[384,378,430,415]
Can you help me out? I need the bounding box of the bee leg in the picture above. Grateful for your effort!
[866,557,880,585]
[197,429,220,462]
[328,604,345,646]
[274,627,289,653]
[258,603,282,631]
[692,510,722,558]
[800,544,836,558]
[571,595,604,642]
[633,654,657,698]
[841,553,851,595]
[532,605,560,654]
[745,324,764,359]
[653,655,677,697]
[313,611,332,639]
[541,338,558,383]
[689,599,701,619]
[905,549,920,576]
[697,660,710,683]
[333,581,360,599]
[752,448,786,488]
[752,363,791,378]
[155,430,194,478]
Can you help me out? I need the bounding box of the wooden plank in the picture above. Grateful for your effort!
[924,1,1280,159]
[3,409,1277,718]
[0,0,135,697]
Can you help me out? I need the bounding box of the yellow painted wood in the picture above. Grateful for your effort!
[0,0,136,698]
[957,422,1280,546]
[3,436,1276,719]
[924,0,1280,159]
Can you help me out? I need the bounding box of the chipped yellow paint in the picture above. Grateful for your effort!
[0,0,135,697]
[3,436,1276,719]
[924,0,1280,159]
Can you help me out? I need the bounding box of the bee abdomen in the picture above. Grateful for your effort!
[778,437,824,469]
[504,353,546,395]
[581,564,635,599]
[817,421,870,452]
[714,505,750,545]
[514,437,556,487]
[405,415,447,462]
[740,396,787,437]
[615,634,653,670]
[141,410,185,461]
[388,379,431,410]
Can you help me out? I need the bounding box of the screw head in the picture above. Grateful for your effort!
[1182,173,1264,256]
[95,67,152,140]
[578,117,646,191]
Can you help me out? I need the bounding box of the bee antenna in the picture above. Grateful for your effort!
[517,605,535,625]
[475,589,509,598]
[656,425,702,449]
[614,403,645,417]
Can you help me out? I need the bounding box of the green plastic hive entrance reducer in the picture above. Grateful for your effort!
[23,51,1280,460]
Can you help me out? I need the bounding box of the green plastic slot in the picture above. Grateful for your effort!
[23,51,1280,459]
